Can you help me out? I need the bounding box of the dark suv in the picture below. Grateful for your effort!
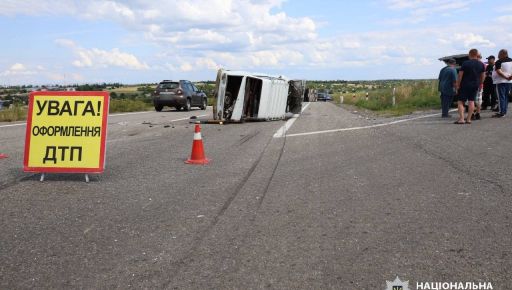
[153,80,207,111]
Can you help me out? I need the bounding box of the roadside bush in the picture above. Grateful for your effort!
[336,80,440,116]
[109,99,152,113]
[0,106,27,122]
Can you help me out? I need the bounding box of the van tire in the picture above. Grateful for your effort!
[155,105,163,112]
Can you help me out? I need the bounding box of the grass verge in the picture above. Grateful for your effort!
[334,80,441,116]
[109,99,153,113]
[0,106,27,122]
[0,100,152,122]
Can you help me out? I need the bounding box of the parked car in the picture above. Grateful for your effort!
[316,92,332,101]
[438,54,469,71]
[153,80,207,111]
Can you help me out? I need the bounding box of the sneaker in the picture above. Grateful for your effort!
[492,113,504,118]
[475,113,481,120]
[492,107,500,112]
[471,114,476,120]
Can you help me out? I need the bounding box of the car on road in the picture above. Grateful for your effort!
[153,80,207,111]
[316,92,332,102]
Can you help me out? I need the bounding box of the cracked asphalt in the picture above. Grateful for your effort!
[1,102,511,289]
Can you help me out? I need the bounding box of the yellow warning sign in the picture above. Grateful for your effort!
[23,91,109,173]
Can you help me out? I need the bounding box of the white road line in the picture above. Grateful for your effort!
[0,122,25,128]
[282,111,453,138]
[109,111,154,117]
[167,114,208,123]
[273,102,311,138]
[110,107,212,117]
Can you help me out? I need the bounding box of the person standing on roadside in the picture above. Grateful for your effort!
[438,58,458,117]
[472,53,485,120]
[492,49,512,118]
[455,48,485,124]
[482,55,497,110]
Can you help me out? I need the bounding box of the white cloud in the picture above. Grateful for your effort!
[56,39,149,70]
[2,0,512,82]
[496,15,512,24]
[1,63,36,76]
[384,0,479,24]
[10,63,26,71]
[1,1,317,56]
[454,33,495,48]
[179,63,194,72]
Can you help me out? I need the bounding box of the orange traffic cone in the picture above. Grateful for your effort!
[0,153,7,159]
[185,122,210,165]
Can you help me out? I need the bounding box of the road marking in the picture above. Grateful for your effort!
[168,114,208,123]
[0,122,25,128]
[273,102,311,138]
[281,110,456,138]
[109,111,154,117]
[110,108,211,117]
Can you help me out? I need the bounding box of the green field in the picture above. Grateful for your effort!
[0,106,27,122]
[325,80,440,116]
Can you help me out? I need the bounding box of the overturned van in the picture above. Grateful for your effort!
[212,69,305,122]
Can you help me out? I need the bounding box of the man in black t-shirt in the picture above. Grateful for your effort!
[455,48,485,124]
[482,55,497,110]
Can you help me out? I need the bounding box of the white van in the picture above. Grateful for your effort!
[212,69,305,122]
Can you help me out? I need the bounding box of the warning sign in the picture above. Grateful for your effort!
[23,91,109,173]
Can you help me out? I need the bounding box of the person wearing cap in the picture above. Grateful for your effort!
[482,55,497,110]
[438,58,458,117]
[492,49,512,118]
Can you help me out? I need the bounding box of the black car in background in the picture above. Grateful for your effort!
[316,92,332,102]
[153,80,207,111]
[439,54,469,71]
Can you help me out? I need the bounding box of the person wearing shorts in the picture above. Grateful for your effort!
[472,53,485,120]
[455,48,485,124]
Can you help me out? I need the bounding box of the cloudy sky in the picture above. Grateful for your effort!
[1,0,511,85]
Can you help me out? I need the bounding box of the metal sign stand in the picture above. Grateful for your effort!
[39,173,90,183]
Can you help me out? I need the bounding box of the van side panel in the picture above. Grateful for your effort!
[230,77,246,122]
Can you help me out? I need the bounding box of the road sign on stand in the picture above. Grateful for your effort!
[23,91,109,178]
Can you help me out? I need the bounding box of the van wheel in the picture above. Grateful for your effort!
[176,106,182,111]
[200,98,207,110]
[184,99,191,111]
[155,105,163,112]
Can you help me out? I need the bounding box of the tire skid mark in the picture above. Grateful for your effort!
[164,132,275,286]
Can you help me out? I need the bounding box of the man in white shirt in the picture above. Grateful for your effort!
[492,49,512,117]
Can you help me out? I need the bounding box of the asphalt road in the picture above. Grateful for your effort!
[0,103,511,289]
